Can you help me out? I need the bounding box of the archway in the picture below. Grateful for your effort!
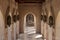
[0,10,5,40]
[24,12,36,34]
[26,14,34,27]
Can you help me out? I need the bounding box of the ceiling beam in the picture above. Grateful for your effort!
[15,0,45,3]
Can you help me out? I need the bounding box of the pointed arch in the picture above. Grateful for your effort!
[24,12,36,33]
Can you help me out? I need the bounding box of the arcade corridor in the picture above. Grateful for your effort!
[0,0,60,40]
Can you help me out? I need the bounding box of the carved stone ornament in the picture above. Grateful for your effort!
[7,15,11,26]
[41,15,43,20]
[43,15,47,22]
[49,16,54,27]
[13,15,17,22]
[17,15,19,21]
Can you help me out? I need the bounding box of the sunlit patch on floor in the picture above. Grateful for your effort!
[35,34,42,38]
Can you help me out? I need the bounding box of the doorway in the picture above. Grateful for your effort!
[24,12,36,34]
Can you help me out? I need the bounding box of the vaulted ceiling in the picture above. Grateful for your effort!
[15,0,45,3]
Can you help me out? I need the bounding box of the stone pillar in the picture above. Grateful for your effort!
[13,9,17,40]
[48,25,52,40]
[0,11,5,40]
[13,23,17,40]
[16,12,19,37]
[12,14,17,40]
[16,21,19,37]
[8,25,12,40]
[41,21,44,35]
[55,12,60,40]
[7,13,12,40]
[43,23,47,40]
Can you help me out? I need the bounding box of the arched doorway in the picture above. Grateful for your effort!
[0,10,5,40]
[24,12,36,34]
[26,14,34,27]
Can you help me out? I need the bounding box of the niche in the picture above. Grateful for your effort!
[17,15,19,21]
[43,15,47,22]
[49,16,54,27]
[13,15,17,22]
[7,15,11,27]
[41,15,43,20]
[5,6,10,28]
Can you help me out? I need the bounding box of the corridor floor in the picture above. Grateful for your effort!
[17,33,43,40]
[17,27,43,40]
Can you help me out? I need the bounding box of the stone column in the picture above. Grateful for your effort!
[0,11,5,40]
[8,25,12,40]
[7,13,12,40]
[48,25,53,40]
[13,23,17,40]
[16,12,19,38]
[43,22,47,40]
[41,20,44,35]
[16,21,19,37]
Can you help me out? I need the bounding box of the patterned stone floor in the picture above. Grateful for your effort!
[24,27,36,34]
[17,27,44,40]
[17,33,43,40]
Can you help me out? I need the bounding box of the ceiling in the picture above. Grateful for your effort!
[15,0,45,3]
